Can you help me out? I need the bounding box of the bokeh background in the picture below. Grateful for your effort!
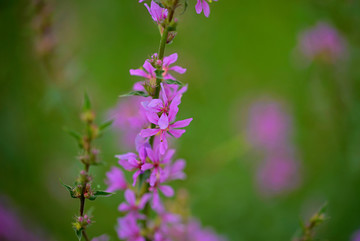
[1,0,360,240]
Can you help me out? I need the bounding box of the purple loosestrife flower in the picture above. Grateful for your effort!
[116,146,149,186]
[130,60,157,88]
[118,189,152,217]
[105,166,127,192]
[140,113,192,154]
[352,229,360,241]
[142,147,174,186]
[256,154,301,196]
[145,1,168,24]
[149,180,175,212]
[195,0,218,18]
[142,83,183,122]
[162,53,187,80]
[108,96,149,149]
[116,215,144,241]
[164,159,186,181]
[247,99,291,151]
[298,21,347,64]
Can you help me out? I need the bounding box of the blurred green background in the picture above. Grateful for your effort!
[1,0,360,240]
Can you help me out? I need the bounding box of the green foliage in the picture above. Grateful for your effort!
[165,79,184,86]
[120,91,150,97]
[60,181,77,199]
[88,190,113,201]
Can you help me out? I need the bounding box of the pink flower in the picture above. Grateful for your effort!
[149,182,174,212]
[141,147,175,186]
[144,1,168,24]
[139,113,192,154]
[298,21,347,64]
[195,0,217,18]
[142,83,183,121]
[118,190,151,217]
[256,154,301,196]
[116,215,144,241]
[130,60,156,83]
[108,96,149,150]
[246,99,291,151]
[162,53,186,80]
[352,229,360,241]
[105,167,127,192]
[115,147,148,186]
[163,159,186,181]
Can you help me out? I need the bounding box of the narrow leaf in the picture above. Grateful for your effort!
[60,180,76,198]
[83,92,91,110]
[165,79,184,86]
[75,228,83,241]
[63,127,82,142]
[99,120,113,131]
[120,91,149,97]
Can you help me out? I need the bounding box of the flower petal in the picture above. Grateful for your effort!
[171,118,193,128]
[202,0,210,17]
[158,113,169,130]
[169,66,187,74]
[163,53,178,66]
[125,189,136,205]
[195,0,203,14]
[168,128,186,138]
[140,128,159,138]
[159,185,174,197]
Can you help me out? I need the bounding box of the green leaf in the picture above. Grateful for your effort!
[75,228,83,241]
[60,180,76,198]
[83,92,91,110]
[120,91,149,97]
[155,69,164,79]
[63,127,82,142]
[165,79,184,86]
[99,120,113,131]
[88,190,113,201]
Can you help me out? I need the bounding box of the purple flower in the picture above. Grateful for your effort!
[118,189,152,217]
[162,53,186,80]
[116,147,148,186]
[105,166,127,192]
[163,159,186,181]
[142,147,175,186]
[351,229,360,241]
[149,182,174,212]
[256,154,301,196]
[145,1,168,24]
[195,0,217,18]
[142,83,183,122]
[116,215,144,241]
[130,60,156,85]
[139,113,192,154]
[91,234,109,241]
[246,99,291,151]
[298,21,347,64]
[108,96,149,150]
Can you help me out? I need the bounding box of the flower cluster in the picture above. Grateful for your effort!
[106,1,223,240]
[246,98,301,196]
[297,21,347,64]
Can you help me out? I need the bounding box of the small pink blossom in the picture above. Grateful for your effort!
[195,0,217,18]
[118,189,151,217]
[145,1,168,24]
[139,113,192,154]
[116,215,144,241]
[105,167,127,192]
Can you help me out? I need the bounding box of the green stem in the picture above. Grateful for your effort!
[141,2,179,239]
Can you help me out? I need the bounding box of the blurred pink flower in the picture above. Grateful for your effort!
[298,21,347,64]
[246,99,291,151]
[108,96,150,150]
[352,229,360,241]
[256,154,301,196]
